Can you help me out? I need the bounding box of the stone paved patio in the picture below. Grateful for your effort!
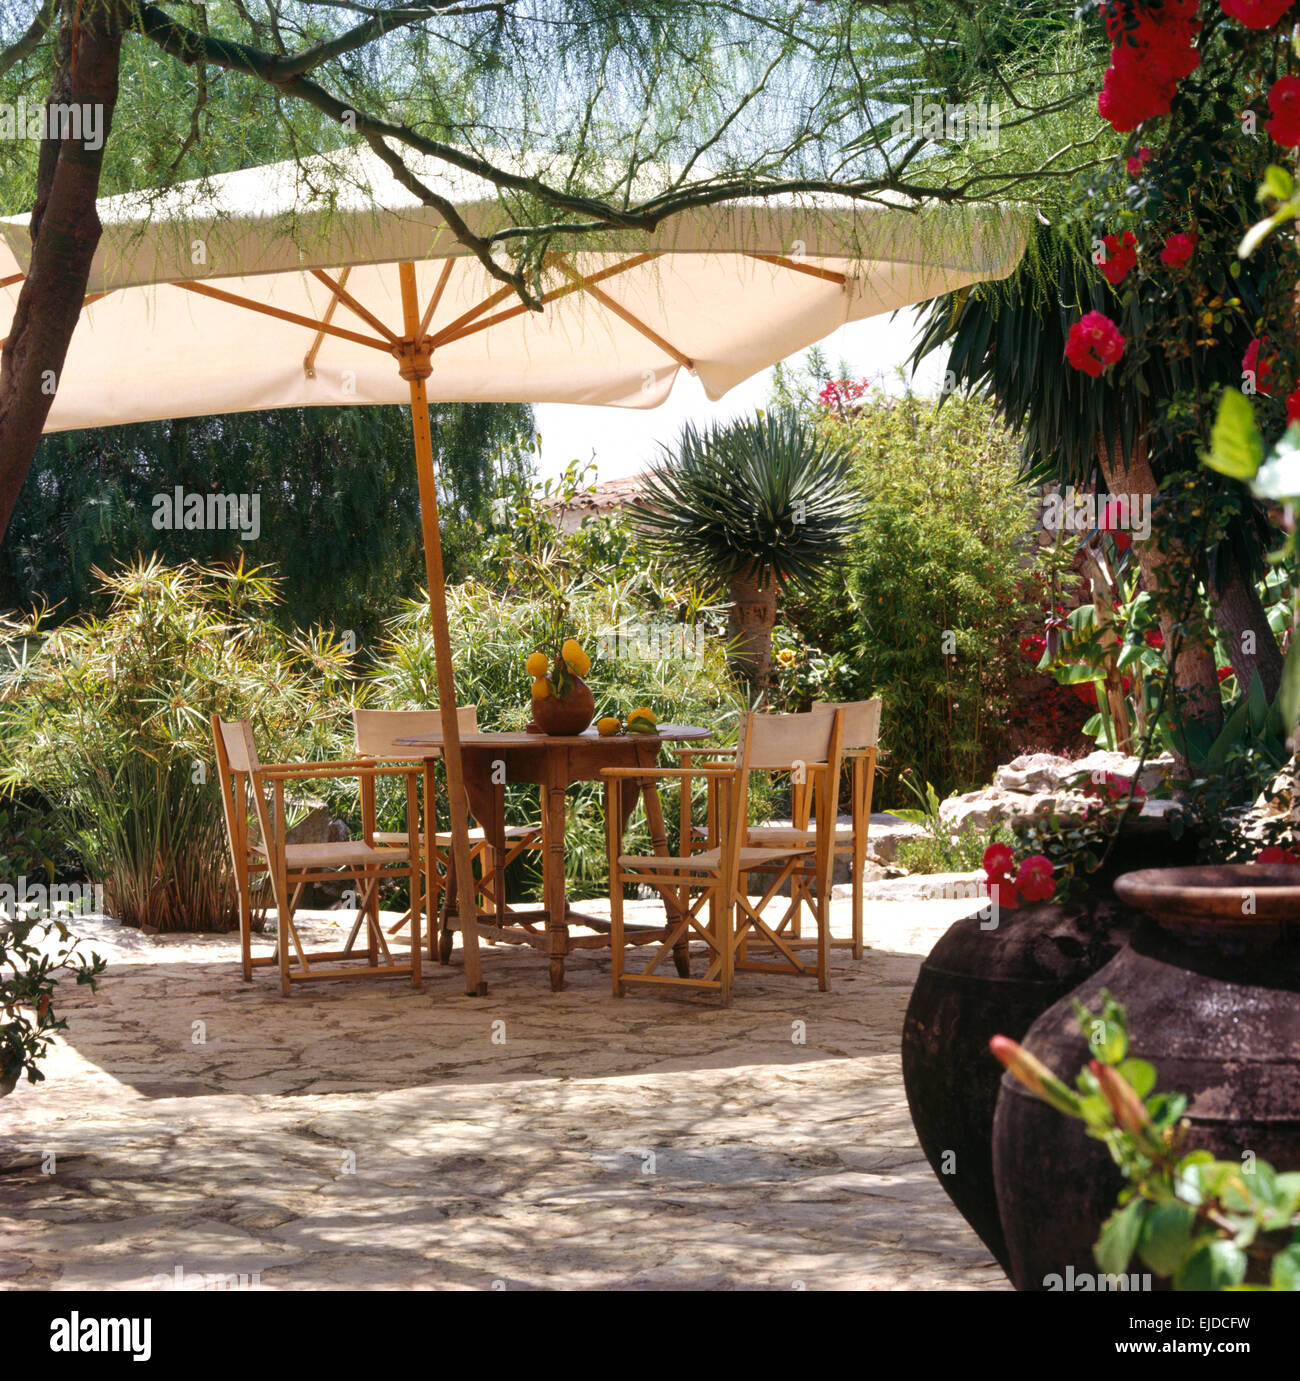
[1,897,1008,1291]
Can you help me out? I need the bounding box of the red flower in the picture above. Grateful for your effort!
[1221,0,1294,30]
[1097,1,1202,131]
[1218,665,1234,683]
[1073,680,1099,708]
[1287,388,1300,425]
[1019,633,1046,662]
[989,877,1020,911]
[1243,337,1278,395]
[1066,312,1126,377]
[1160,231,1197,267]
[983,842,1015,881]
[1016,854,1057,903]
[1099,231,1138,284]
[1257,845,1300,865]
[1144,629,1165,650]
[1267,75,1300,147]
[1098,497,1134,552]
[1126,146,1153,177]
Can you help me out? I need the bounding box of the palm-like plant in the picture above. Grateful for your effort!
[635,410,865,691]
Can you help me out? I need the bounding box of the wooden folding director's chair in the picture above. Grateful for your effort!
[212,715,422,994]
[605,708,844,1003]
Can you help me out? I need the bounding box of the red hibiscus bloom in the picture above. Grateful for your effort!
[1066,312,1126,376]
[1160,231,1197,267]
[1015,854,1057,903]
[1221,0,1294,30]
[983,842,1015,881]
[1100,231,1138,284]
[1126,146,1153,177]
[1243,337,1278,395]
[1145,629,1165,650]
[1267,75,1300,147]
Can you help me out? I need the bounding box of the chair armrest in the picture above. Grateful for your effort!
[600,766,735,780]
[260,761,422,781]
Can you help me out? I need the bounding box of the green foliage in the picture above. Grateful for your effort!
[892,771,1012,874]
[1,915,106,1096]
[635,410,864,590]
[0,403,536,649]
[0,558,357,931]
[793,389,1066,804]
[998,994,1300,1291]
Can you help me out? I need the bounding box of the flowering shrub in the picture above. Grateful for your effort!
[982,841,1058,909]
[1097,0,1201,133]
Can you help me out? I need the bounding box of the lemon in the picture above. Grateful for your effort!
[526,650,549,678]
[531,677,550,699]
[626,705,657,734]
[560,639,590,675]
[596,716,622,737]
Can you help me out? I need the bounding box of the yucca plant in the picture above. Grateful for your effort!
[0,558,356,931]
[634,410,865,691]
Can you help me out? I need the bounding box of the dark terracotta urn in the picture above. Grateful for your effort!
[902,896,1135,1272]
[531,676,595,736]
[993,865,1300,1292]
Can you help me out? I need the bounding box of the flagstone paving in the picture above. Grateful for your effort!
[0,897,1009,1291]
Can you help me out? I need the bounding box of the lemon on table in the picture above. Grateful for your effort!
[596,716,622,737]
[626,706,657,734]
[561,638,591,676]
[526,650,549,678]
[531,677,550,699]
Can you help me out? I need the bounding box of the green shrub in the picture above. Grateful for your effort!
[788,390,1067,805]
[0,559,356,931]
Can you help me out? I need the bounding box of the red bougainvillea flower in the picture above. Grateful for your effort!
[817,378,868,409]
[1160,231,1197,267]
[1126,146,1153,176]
[1267,75,1300,147]
[1099,231,1139,284]
[1221,0,1294,30]
[1066,312,1126,376]
[1016,854,1057,903]
[1073,680,1099,708]
[1243,337,1278,394]
[983,842,1015,881]
[1098,497,1134,552]
[1145,628,1165,650]
[1257,845,1300,865]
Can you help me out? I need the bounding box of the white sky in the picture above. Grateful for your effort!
[533,306,952,481]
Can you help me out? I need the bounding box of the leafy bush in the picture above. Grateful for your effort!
[0,559,356,931]
[787,389,1068,805]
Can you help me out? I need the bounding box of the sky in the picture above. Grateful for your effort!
[532,306,953,483]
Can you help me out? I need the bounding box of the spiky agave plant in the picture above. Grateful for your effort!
[634,410,864,691]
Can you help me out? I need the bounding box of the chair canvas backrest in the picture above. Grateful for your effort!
[211,714,274,877]
[724,709,845,885]
[813,698,881,750]
[352,705,478,757]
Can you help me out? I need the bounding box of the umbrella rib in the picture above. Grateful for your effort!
[0,273,23,289]
[304,266,350,377]
[171,280,392,352]
[0,287,111,350]
[418,259,456,339]
[429,281,520,348]
[437,253,663,348]
[310,269,399,344]
[552,258,693,370]
[746,253,847,285]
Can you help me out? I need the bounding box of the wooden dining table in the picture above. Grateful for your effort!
[395,724,712,991]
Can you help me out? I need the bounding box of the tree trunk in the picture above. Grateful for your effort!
[1096,436,1224,741]
[1209,554,1284,702]
[727,566,777,697]
[0,2,125,541]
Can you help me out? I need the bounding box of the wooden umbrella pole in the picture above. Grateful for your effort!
[397,262,485,995]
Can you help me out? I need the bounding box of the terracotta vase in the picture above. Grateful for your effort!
[531,676,595,736]
[992,864,1300,1291]
[901,897,1135,1272]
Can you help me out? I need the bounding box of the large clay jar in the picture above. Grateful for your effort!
[531,676,595,736]
[902,896,1134,1272]
[993,864,1300,1292]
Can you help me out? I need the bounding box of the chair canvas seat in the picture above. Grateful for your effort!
[747,824,855,847]
[618,844,812,871]
[252,839,413,867]
[373,825,539,846]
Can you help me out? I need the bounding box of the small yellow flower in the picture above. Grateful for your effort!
[776,648,796,668]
